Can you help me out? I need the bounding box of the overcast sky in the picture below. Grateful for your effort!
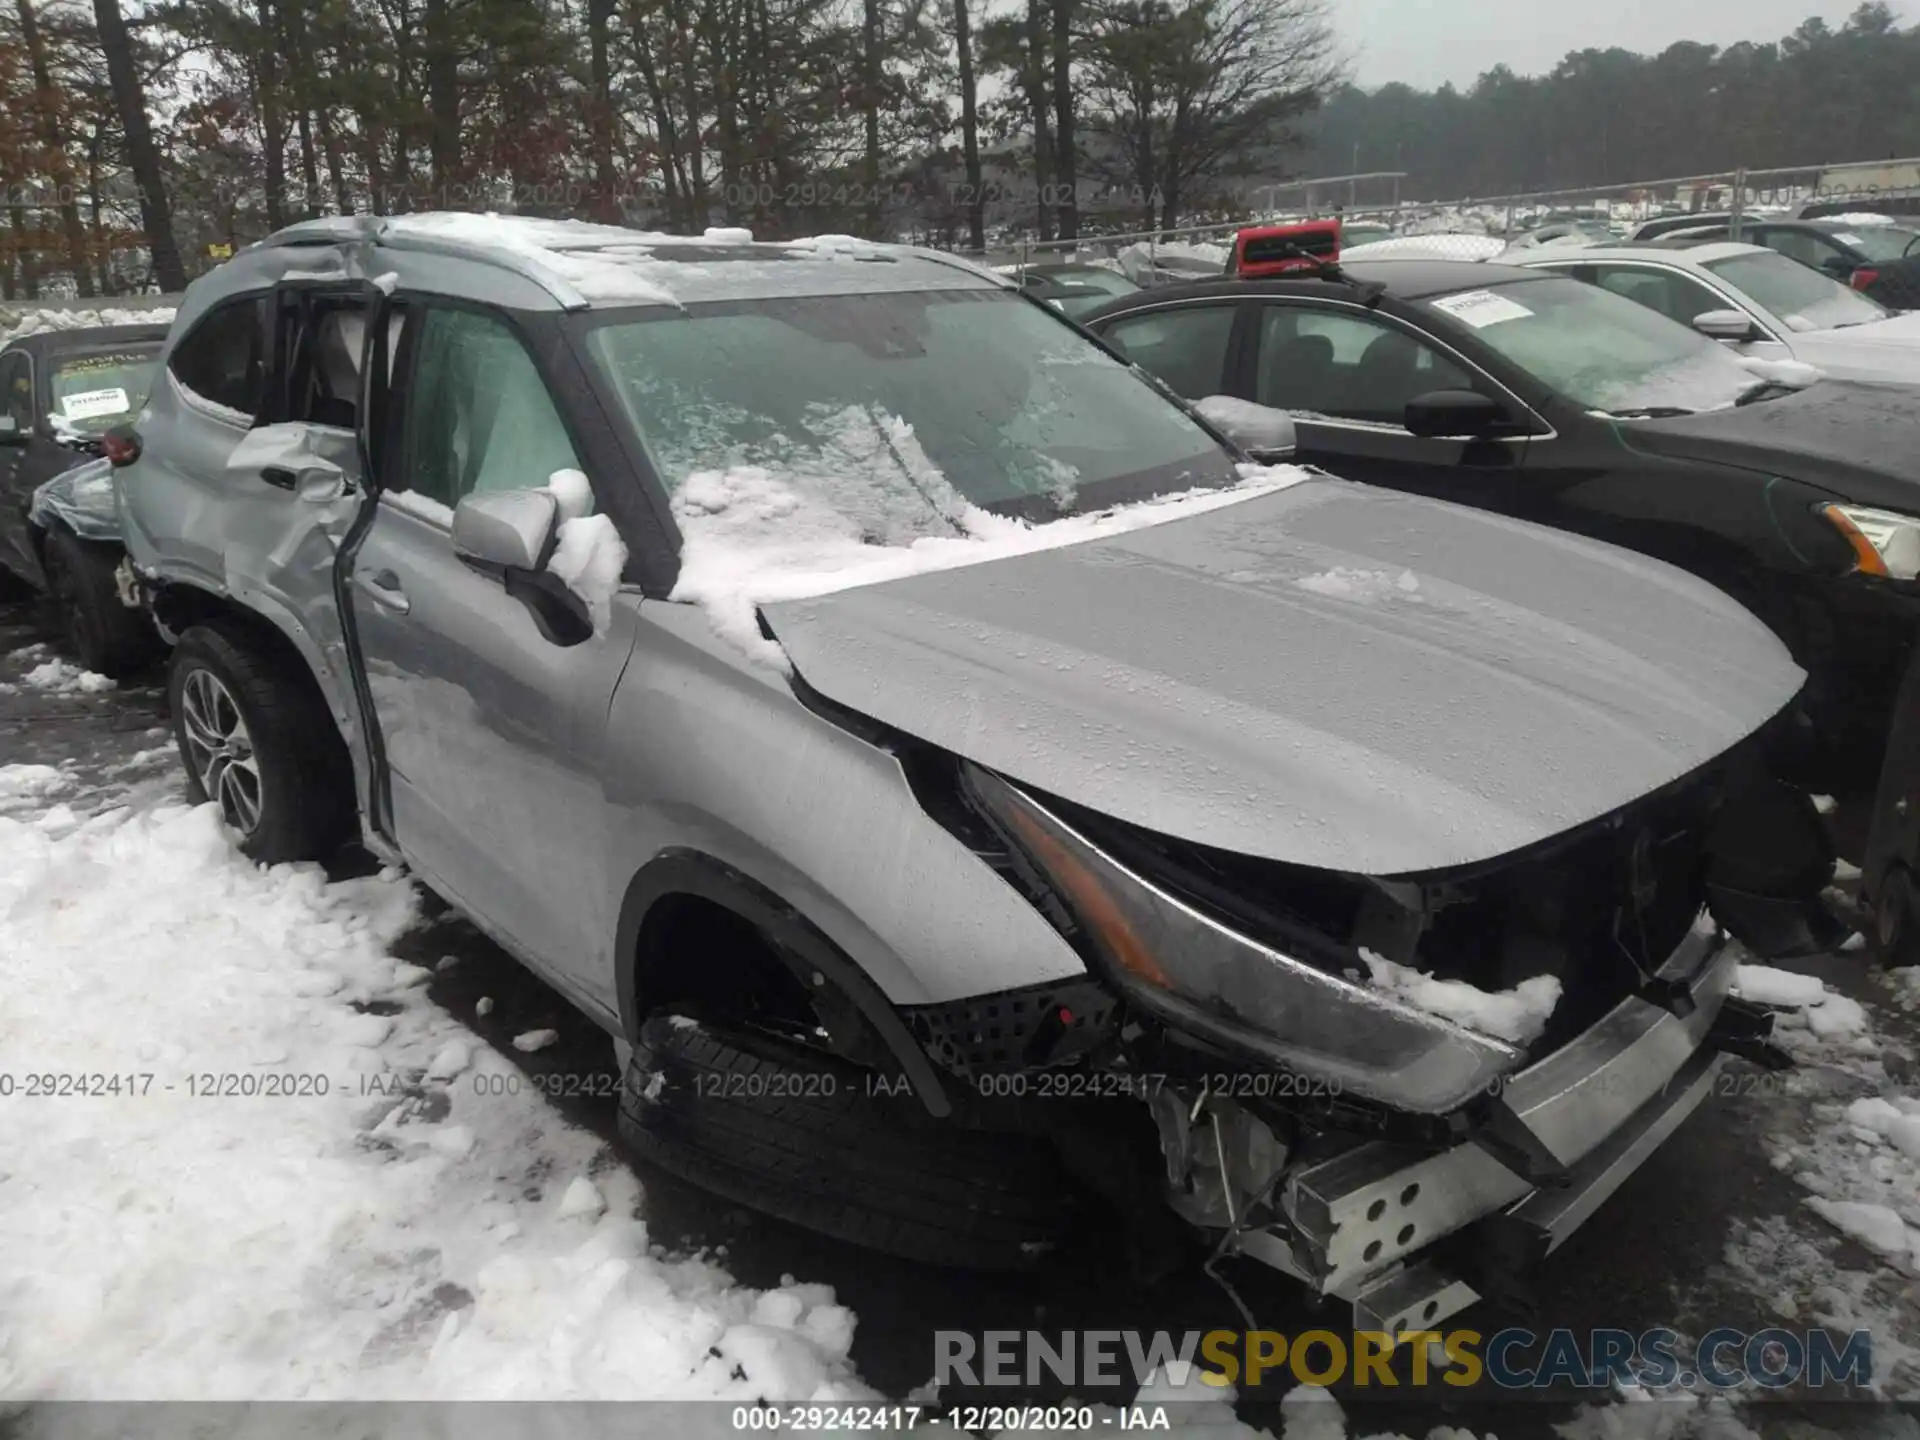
[1337,0,1909,89]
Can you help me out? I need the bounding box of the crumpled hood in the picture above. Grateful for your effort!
[1624,380,1920,506]
[28,456,119,543]
[764,478,1804,875]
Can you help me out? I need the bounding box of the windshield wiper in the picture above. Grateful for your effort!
[1608,405,1698,418]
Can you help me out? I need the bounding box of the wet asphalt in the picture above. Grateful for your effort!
[3,591,1912,1434]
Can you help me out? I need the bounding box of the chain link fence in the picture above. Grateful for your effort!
[958,155,1920,276]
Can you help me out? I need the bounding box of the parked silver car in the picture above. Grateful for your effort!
[115,214,1820,1327]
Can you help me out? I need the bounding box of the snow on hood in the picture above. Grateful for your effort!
[763,477,1806,875]
[1775,312,1920,383]
[668,456,1307,670]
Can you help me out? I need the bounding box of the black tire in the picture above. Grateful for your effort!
[42,530,159,679]
[618,1015,1081,1270]
[167,620,356,864]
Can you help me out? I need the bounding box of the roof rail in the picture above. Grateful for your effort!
[255,214,594,309]
[371,226,594,310]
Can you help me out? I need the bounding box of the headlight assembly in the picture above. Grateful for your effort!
[1818,503,1920,581]
[965,766,1523,1114]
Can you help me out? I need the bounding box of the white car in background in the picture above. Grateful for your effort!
[1510,240,1920,384]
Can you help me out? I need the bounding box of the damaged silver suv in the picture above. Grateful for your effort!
[114,214,1833,1330]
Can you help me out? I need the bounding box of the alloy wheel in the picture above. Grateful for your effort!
[179,668,263,835]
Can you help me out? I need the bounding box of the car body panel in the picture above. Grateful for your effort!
[29,457,118,542]
[766,477,1804,875]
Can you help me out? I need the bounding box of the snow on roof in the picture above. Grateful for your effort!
[321,213,991,308]
[1821,212,1897,227]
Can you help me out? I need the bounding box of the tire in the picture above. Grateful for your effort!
[42,530,160,680]
[167,620,355,864]
[618,1014,1081,1270]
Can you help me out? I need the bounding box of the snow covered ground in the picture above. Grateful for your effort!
[1,621,1915,1435]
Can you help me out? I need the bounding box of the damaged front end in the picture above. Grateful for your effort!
[908,744,1819,1325]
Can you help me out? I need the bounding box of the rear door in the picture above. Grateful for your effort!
[346,298,633,1022]
[1240,298,1537,502]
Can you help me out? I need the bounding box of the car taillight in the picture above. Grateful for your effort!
[1850,267,1880,291]
[102,428,141,467]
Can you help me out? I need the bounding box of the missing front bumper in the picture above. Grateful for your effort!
[1233,930,1740,1325]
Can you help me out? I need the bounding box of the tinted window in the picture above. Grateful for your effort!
[1255,305,1473,425]
[1587,265,1728,327]
[1756,228,1841,268]
[169,297,268,419]
[399,307,583,510]
[1099,304,1235,399]
[0,351,30,427]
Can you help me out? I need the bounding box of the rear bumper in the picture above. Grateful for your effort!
[1239,927,1738,1326]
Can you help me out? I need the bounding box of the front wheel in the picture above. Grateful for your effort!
[167,621,355,863]
[42,530,159,679]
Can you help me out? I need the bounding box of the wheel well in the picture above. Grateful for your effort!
[633,893,816,1025]
[615,850,955,1116]
[154,583,347,745]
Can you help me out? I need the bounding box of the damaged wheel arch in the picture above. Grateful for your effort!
[613,848,955,1116]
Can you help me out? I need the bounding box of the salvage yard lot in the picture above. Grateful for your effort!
[1,597,1916,1435]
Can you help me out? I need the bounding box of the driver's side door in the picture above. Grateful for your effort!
[348,299,632,1024]
[1241,299,1536,506]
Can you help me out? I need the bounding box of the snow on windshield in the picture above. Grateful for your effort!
[669,454,1310,669]
[0,305,175,347]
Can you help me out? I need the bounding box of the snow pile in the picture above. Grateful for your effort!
[668,453,1309,669]
[1732,962,1871,1043]
[0,305,176,346]
[0,763,73,802]
[21,657,115,694]
[1359,947,1562,1045]
[543,468,630,636]
[1822,213,1897,227]
[1735,354,1824,388]
[0,797,871,1401]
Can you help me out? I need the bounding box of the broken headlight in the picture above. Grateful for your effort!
[967,766,1522,1114]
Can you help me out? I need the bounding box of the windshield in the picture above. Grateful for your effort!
[584,288,1237,532]
[1423,275,1761,415]
[1834,225,1920,263]
[1703,250,1888,331]
[48,346,161,435]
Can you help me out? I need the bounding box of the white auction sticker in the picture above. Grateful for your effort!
[1834,232,1862,245]
[1429,289,1534,328]
[59,387,130,420]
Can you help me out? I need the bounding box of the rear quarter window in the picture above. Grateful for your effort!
[168,296,269,421]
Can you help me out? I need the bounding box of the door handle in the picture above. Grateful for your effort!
[355,567,410,613]
[260,466,296,490]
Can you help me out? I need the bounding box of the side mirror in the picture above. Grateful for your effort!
[1404,389,1514,439]
[452,489,560,573]
[0,414,24,446]
[451,488,590,647]
[1192,394,1297,462]
[1692,309,1759,342]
